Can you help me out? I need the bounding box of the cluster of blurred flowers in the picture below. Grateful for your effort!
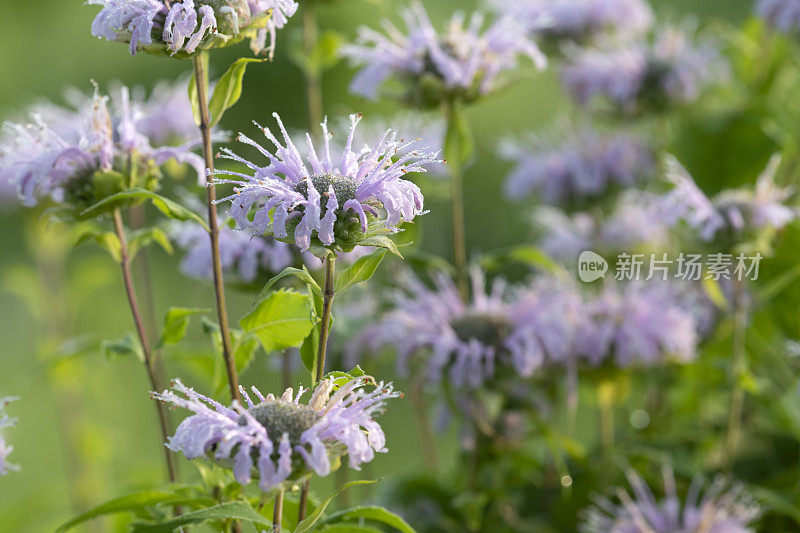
[0,397,17,477]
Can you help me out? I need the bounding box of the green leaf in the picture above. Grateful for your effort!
[335,249,387,295]
[358,235,402,258]
[157,307,209,349]
[239,289,315,353]
[319,525,383,533]
[232,331,260,375]
[295,480,379,533]
[256,266,322,306]
[290,30,344,76]
[188,53,208,127]
[75,229,122,263]
[57,487,214,532]
[321,506,416,533]
[444,102,474,175]
[100,333,143,363]
[300,325,320,376]
[80,189,209,231]
[128,227,174,260]
[131,501,272,532]
[702,277,730,311]
[323,366,367,390]
[209,57,265,127]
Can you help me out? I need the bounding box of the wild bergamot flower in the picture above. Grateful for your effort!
[581,465,760,532]
[215,113,440,253]
[0,397,18,476]
[154,377,400,490]
[757,0,800,34]
[88,0,298,58]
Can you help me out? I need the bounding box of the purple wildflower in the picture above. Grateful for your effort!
[172,218,293,282]
[562,24,725,114]
[342,1,546,105]
[365,268,518,389]
[500,128,654,204]
[0,82,205,208]
[486,0,653,44]
[88,0,297,57]
[215,113,440,252]
[581,465,760,532]
[757,0,800,34]
[662,155,797,241]
[0,397,18,476]
[154,377,400,490]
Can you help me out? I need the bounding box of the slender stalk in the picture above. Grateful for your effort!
[192,53,241,403]
[410,375,439,471]
[113,209,178,483]
[303,0,323,135]
[443,102,468,299]
[299,254,337,522]
[273,488,285,533]
[726,278,748,465]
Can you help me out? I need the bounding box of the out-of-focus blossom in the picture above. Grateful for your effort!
[486,0,652,44]
[0,397,18,476]
[342,1,546,106]
[662,155,797,241]
[501,128,654,204]
[536,191,670,261]
[215,113,440,252]
[0,81,205,208]
[172,218,293,283]
[581,465,760,532]
[88,0,298,58]
[562,25,726,114]
[154,377,399,490]
[757,0,800,34]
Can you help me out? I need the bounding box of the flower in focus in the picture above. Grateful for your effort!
[172,218,293,283]
[342,1,546,106]
[154,377,400,490]
[581,465,760,532]
[0,81,206,209]
[500,128,654,204]
[562,24,725,114]
[485,0,653,45]
[215,113,440,253]
[662,155,797,242]
[88,0,298,58]
[757,0,800,34]
[0,397,18,476]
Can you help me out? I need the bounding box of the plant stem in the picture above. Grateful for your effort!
[192,52,241,403]
[410,375,439,472]
[112,209,178,483]
[273,488,284,533]
[726,278,748,466]
[443,102,468,299]
[303,0,323,135]
[299,254,337,522]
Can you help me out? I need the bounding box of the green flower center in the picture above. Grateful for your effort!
[244,402,321,446]
[450,313,511,349]
[296,172,359,210]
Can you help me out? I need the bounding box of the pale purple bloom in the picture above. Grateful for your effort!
[562,25,725,114]
[0,397,18,476]
[0,82,205,207]
[133,78,200,145]
[342,1,546,103]
[89,0,297,57]
[154,377,399,490]
[173,218,293,282]
[757,0,800,33]
[501,129,654,204]
[582,465,759,532]
[365,268,517,388]
[215,113,439,252]
[486,0,653,43]
[662,155,797,241]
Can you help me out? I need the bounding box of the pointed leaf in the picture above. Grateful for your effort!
[335,249,387,295]
[131,501,272,532]
[358,235,402,258]
[321,506,416,533]
[295,480,379,533]
[101,333,144,363]
[75,229,122,263]
[209,58,265,127]
[129,227,174,260]
[157,307,209,349]
[240,289,315,353]
[80,189,209,231]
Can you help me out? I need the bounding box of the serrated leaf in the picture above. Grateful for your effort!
[157,307,209,349]
[100,333,143,363]
[240,290,315,353]
[80,189,209,231]
[129,227,174,260]
[75,229,122,263]
[209,57,265,127]
[131,501,271,532]
[295,480,379,533]
[335,249,387,295]
[56,487,214,532]
[321,506,416,533]
[358,235,402,258]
